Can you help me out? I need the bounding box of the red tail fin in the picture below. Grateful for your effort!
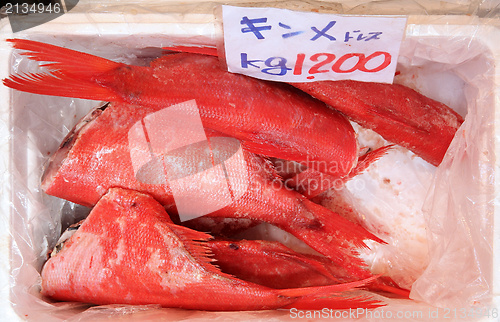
[278,275,379,298]
[278,275,385,309]
[7,39,122,77]
[285,294,384,310]
[3,71,119,101]
[3,39,122,101]
[284,198,386,281]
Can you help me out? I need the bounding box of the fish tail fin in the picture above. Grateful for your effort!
[7,39,122,77]
[278,275,378,298]
[284,294,385,310]
[3,39,122,101]
[289,198,385,279]
[368,276,411,298]
[279,275,385,309]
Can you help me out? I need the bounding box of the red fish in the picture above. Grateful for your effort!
[41,101,383,279]
[41,187,383,310]
[291,81,463,166]
[3,38,358,177]
[162,45,464,166]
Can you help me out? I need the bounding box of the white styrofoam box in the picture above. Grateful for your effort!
[0,9,499,322]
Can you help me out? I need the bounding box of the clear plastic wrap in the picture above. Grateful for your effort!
[0,1,499,321]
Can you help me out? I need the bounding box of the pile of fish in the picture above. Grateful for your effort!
[3,38,463,311]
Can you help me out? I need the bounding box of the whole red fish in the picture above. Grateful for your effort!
[41,101,382,279]
[163,45,464,167]
[41,187,382,310]
[3,39,358,177]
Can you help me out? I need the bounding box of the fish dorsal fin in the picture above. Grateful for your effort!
[167,223,235,279]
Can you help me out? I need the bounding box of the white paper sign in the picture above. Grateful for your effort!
[222,6,407,83]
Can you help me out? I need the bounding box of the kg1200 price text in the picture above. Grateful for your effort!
[240,51,391,79]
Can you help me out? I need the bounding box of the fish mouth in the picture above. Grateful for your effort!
[40,102,110,191]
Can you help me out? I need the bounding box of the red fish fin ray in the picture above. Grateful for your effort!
[7,39,122,78]
[284,294,385,310]
[348,144,394,179]
[167,223,235,279]
[278,275,379,298]
[3,71,119,101]
[368,276,411,298]
[372,283,410,298]
[303,198,386,247]
[286,199,386,278]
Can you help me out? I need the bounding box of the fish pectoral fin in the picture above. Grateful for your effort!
[167,223,235,278]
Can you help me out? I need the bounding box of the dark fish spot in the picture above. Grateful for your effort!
[131,202,137,207]
[306,219,323,230]
[228,243,239,250]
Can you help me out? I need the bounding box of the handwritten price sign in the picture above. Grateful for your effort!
[222,6,407,83]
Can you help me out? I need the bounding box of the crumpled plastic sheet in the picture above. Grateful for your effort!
[0,1,499,321]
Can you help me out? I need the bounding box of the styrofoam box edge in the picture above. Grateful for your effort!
[0,12,499,321]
